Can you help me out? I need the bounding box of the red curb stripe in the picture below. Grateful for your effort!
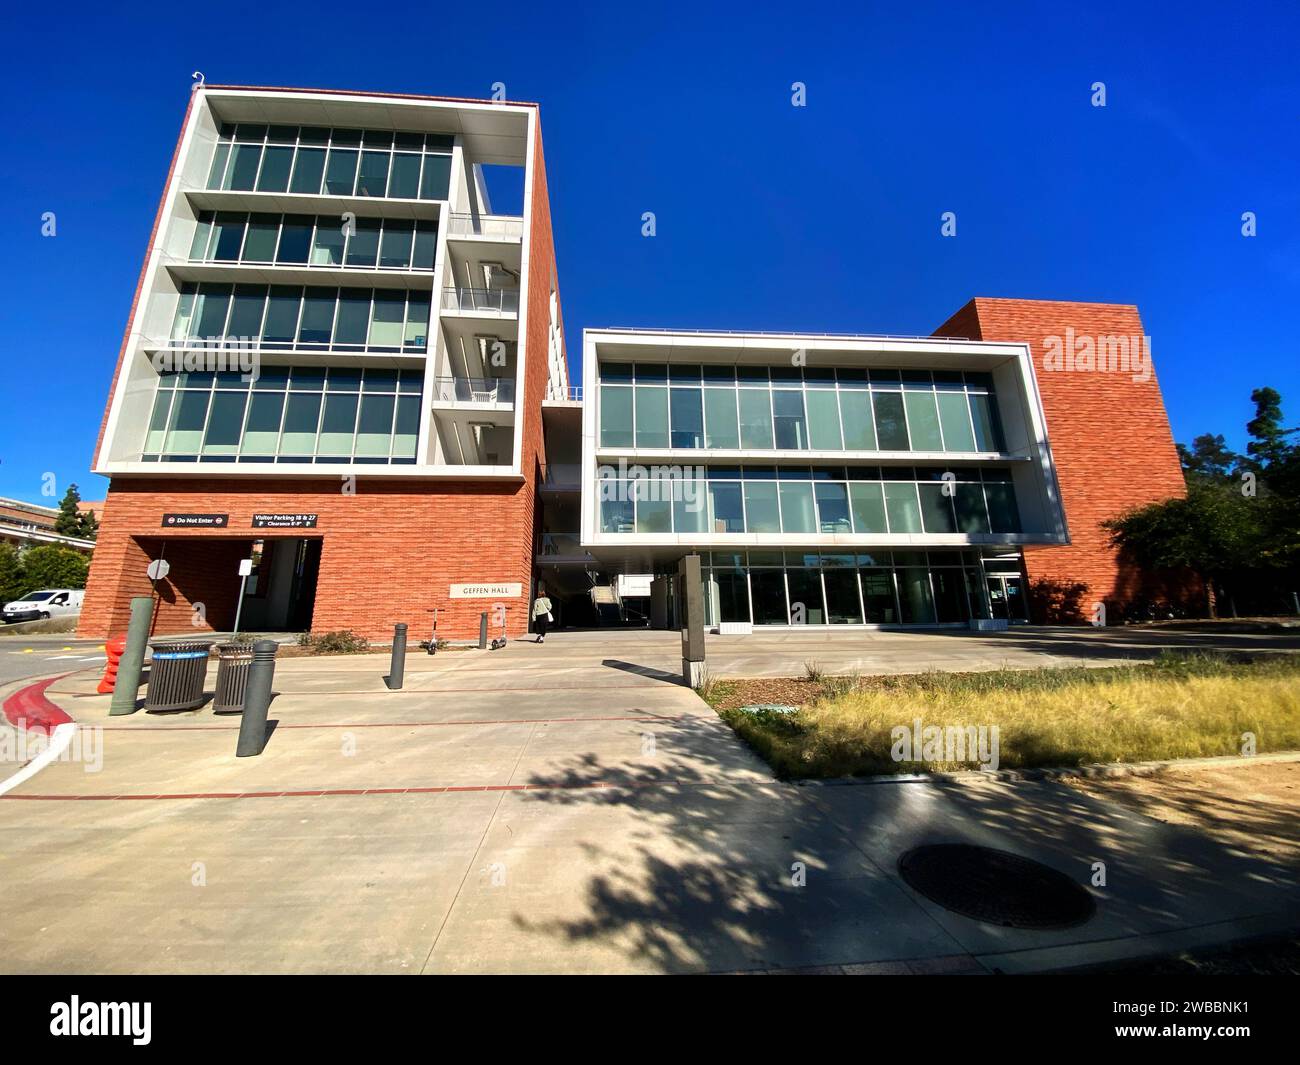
[3,676,74,735]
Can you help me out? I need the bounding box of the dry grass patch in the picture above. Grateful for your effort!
[711,653,1300,779]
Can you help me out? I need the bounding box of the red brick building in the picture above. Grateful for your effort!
[934,298,1189,621]
[80,87,568,641]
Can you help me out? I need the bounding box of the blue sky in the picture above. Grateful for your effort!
[1,0,1296,504]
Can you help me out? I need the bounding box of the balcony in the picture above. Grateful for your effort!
[541,462,582,492]
[446,213,525,240]
[431,376,516,405]
[163,253,435,292]
[536,533,592,560]
[441,287,519,317]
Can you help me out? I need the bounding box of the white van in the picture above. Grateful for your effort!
[2,589,85,624]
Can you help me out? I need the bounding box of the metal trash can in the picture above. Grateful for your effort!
[212,643,255,714]
[144,640,214,712]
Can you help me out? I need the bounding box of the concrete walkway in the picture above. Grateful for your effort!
[0,630,1296,974]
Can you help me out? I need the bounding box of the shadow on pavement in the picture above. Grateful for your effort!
[506,725,1299,973]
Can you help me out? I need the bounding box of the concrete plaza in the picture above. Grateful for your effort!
[0,626,1297,974]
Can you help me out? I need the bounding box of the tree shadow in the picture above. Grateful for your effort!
[504,716,1300,973]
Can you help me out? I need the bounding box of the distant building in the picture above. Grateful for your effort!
[0,498,97,554]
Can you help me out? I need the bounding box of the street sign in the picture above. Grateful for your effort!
[252,513,318,529]
[161,513,227,528]
[146,559,171,581]
[238,558,253,577]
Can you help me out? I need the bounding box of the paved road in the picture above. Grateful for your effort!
[0,636,106,688]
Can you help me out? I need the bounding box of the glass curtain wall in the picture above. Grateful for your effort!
[188,212,437,272]
[206,124,454,202]
[701,550,1001,627]
[598,465,1021,535]
[598,363,1006,454]
[170,283,431,353]
[142,366,422,464]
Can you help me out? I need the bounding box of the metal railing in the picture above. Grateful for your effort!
[538,533,591,557]
[431,376,516,404]
[445,213,525,239]
[548,384,582,401]
[441,287,519,315]
[542,462,581,487]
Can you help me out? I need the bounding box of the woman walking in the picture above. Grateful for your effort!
[532,584,554,643]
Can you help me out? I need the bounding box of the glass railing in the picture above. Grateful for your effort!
[537,533,589,557]
[441,287,519,315]
[431,376,516,404]
[445,213,525,239]
[542,462,582,487]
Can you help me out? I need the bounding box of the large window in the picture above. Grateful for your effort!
[142,366,422,464]
[206,124,454,201]
[598,362,1007,454]
[188,211,436,272]
[595,464,1020,535]
[170,283,431,353]
[700,549,1003,627]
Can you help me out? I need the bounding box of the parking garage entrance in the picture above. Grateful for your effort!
[136,535,321,634]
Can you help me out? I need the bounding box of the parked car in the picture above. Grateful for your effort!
[2,589,85,623]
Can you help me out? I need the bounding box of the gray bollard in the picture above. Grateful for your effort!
[387,623,407,690]
[678,554,706,687]
[235,640,278,757]
[109,596,154,716]
[479,611,489,649]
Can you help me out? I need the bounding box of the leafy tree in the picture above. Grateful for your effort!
[1244,387,1297,472]
[1103,480,1267,618]
[0,544,24,603]
[1176,433,1241,481]
[76,507,99,540]
[17,545,89,595]
[53,484,84,537]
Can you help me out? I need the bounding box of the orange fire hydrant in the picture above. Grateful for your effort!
[97,635,127,694]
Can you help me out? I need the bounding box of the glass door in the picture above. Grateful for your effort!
[985,575,1028,622]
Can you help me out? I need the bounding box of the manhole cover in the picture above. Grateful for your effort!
[897,844,1096,929]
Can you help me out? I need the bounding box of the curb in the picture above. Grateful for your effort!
[1,675,79,798]
[791,750,1300,788]
[2,675,74,735]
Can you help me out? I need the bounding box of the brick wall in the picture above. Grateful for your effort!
[77,478,538,640]
[934,297,1189,619]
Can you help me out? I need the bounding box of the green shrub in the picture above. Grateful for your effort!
[301,629,369,655]
[0,544,24,603]
[10,545,89,598]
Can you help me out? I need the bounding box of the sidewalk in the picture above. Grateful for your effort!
[0,634,1296,974]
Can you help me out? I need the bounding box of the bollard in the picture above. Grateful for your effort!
[386,623,407,690]
[109,597,154,716]
[479,611,489,649]
[235,640,278,757]
[678,554,706,687]
[96,635,127,694]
